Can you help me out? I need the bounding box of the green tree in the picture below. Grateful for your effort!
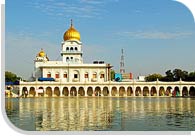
[173,69,188,81]
[162,70,174,81]
[5,71,21,82]
[187,72,195,81]
[110,69,115,81]
[145,73,163,82]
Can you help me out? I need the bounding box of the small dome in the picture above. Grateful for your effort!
[38,49,45,57]
[63,20,80,41]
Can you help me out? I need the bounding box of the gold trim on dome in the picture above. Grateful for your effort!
[63,19,81,41]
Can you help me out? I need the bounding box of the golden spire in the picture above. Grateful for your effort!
[63,19,81,41]
[71,19,73,28]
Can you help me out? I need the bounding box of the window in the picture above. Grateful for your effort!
[63,73,67,78]
[100,74,104,78]
[75,47,78,51]
[55,73,59,78]
[47,72,51,78]
[70,47,73,51]
[71,57,73,60]
[93,73,97,78]
[66,57,69,62]
[74,74,78,78]
[85,73,88,78]
[66,47,69,51]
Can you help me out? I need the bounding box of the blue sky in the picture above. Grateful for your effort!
[5,0,195,79]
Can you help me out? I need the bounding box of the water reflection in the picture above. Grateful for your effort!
[5,97,195,131]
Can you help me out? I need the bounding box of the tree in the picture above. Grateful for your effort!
[173,69,188,81]
[187,72,195,81]
[162,70,174,81]
[110,69,115,81]
[5,71,21,82]
[145,73,163,82]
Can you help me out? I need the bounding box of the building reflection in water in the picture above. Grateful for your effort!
[5,97,195,131]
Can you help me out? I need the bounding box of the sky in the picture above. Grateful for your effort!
[5,0,195,80]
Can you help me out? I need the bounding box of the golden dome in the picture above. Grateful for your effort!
[63,20,80,41]
[38,49,45,57]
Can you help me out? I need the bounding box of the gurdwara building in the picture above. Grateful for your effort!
[19,21,195,97]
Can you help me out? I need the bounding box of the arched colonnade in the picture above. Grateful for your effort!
[21,85,195,97]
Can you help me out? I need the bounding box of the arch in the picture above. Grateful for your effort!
[143,86,149,96]
[93,72,97,78]
[189,86,195,96]
[22,87,28,97]
[99,71,105,79]
[103,87,109,96]
[55,72,60,79]
[166,86,172,96]
[62,87,69,96]
[173,86,180,97]
[29,87,36,97]
[151,86,157,96]
[54,87,60,97]
[66,57,69,62]
[182,86,188,97]
[78,87,85,96]
[46,87,52,97]
[111,87,117,96]
[119,86,125,96]
[66,47,69,51]
[70,47,73,51]
[75,47,78,51]
[37,87,44,97]
[94,86,101,96]
[127,87,133,96]
[70,87,77,96]
[159,87,165,96]
[87,87,93,96]
[47,72,51,78]
[73,70,80,82]
[135,87,141,96]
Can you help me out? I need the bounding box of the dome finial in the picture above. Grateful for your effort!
[63,20,81,41]
[71,19,73,27]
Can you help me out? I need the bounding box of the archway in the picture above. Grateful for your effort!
[54,87,60,97]
[159,87,165,96]
[29,87,36,97]
[135,87,141,96]
[46,87,52,97]
[166,86,172,96]
[182,87,188,97]
[119,87,125,96]
[70,87,77,96]
[94,87,101,96]
[22,87,28,97]
[143,87,149,96]
[38,87,44,97]
[151,87,157,96]
[87,87,93,96]
[189,87,195,96]
[173,87,180,97]
[103,87,109,96]
[127,87,133,96]
[78,87,85,96]
[62,87,69,96]
[111,87,117,96]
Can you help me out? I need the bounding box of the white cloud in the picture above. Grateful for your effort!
[26,0,117,19]
[117,31,193,39]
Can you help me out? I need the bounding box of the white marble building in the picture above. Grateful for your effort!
[19,20,195,97]
[34,20,112,83]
